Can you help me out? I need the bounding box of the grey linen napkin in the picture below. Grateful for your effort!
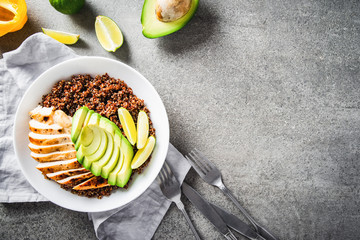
[0,33,191,239]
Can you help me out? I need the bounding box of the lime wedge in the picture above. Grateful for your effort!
[42,28,79,45]
[136,111,149,149]
[95,15,123,52]
[131,136,156,169]
[118,107,137,145]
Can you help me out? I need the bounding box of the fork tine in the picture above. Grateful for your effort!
[190,149,213,173]
[163,161,171,175]
[191,150,212,172]
[163,162,173,185]
[188,151,208,172]
[193,148,215,170]
[158,167,166,184]
[160,163,170,182]
[185,153,206,177]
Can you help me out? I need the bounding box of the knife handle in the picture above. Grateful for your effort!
[175,201,202,240]
[218,183,278,240]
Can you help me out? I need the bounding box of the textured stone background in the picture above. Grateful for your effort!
[1,0,359,239]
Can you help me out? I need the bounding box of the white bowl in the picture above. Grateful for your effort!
[13,56,169,212]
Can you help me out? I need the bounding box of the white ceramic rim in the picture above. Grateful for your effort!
[13,56,169,212]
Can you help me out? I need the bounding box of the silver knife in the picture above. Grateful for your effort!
[182,182,237,240]
[209,203,266,240]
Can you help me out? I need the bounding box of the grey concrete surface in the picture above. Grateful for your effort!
[1,0,360,239]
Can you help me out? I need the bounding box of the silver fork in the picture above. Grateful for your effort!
[158,162,201,240]
[185,149,278,240]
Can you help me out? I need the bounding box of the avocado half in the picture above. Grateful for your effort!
[141,0,199,38]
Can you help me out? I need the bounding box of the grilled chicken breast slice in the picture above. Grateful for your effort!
[29,119,68,135]
[28,142,75,154]
[46,168,89,181]
[36,159,82,174]
[29,132,72,146]
[31,150,77,162]
[29,106,54,123]
[57,172,94,188]
[73,176,110,190]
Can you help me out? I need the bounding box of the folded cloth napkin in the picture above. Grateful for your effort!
[0,33,191,239]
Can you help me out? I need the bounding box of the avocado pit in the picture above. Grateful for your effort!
[155,0,191,22]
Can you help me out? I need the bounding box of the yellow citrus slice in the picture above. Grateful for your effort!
[95,15,123,52]
[42,28,79,45]
[131,136,156,169]
[118,107,137,145]
[136,111,149,149]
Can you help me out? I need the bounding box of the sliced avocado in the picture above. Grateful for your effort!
[101,131,124,181]
[75,110,94,150]
[76,126,101,164]
[81,126,102,155]
[108,121,121,135]
[76,146,85,164]
[77,124,95,147]
[116,136,134,187]
[87,112,101,126]
[99,118,111,133]
[99,117,121,136]
[82,127,108,169]
[108,151,124,185]
[74,138,81,151]
[71,106,89,142]
[101,144,120,179]
[114,130,123,146]
[91,130,114,176]
[83,110,95,125]
[141,0,199,38]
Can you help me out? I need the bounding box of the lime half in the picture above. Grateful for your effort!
[42,28,79,45]
[95,15,123,52]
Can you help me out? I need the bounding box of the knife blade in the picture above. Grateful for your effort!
[182,182,237,239]
[209,203,265,240]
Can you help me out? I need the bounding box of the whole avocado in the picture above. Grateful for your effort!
[49,0,85,15]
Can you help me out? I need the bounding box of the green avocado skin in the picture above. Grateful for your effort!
[141,0,199,38]
[71,106,89,143]
[49,0,85,15]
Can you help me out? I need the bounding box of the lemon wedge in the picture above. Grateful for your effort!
[95,15,123,52]
[136,111,149,149]
[42,28,79,45]
[118,107,137,145]
[131,136,156,169]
